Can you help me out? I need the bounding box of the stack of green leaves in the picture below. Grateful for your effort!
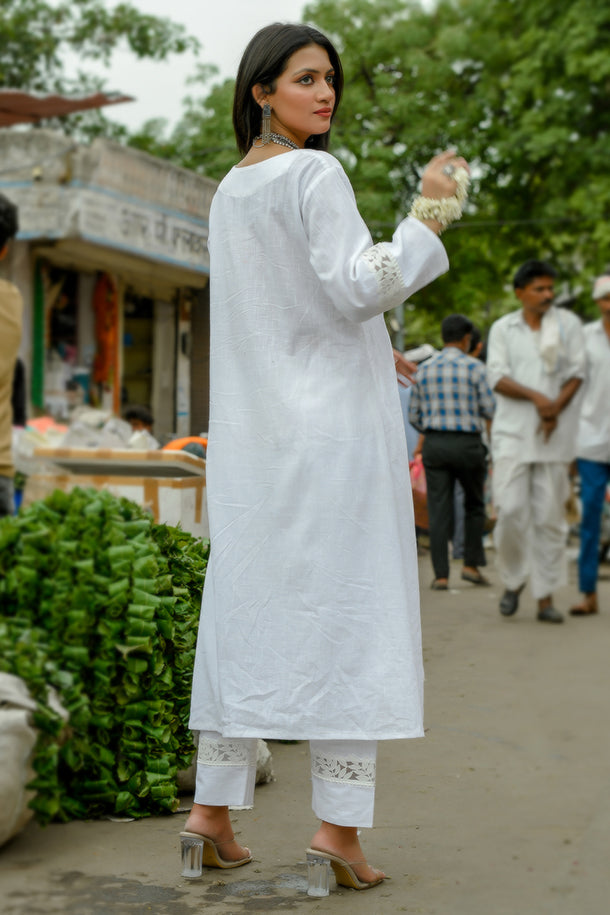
[0,487,209,823]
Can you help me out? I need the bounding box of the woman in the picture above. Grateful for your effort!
[181,22,469,895]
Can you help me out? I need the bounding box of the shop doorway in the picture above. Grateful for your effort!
[44,267,91,418]
[122,289,176,440]
[122,290,154,412]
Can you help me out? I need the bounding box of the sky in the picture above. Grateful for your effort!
[87,0,309,130]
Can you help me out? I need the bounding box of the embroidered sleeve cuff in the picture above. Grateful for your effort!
[360,244,405,306]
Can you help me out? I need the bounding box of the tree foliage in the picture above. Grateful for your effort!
[0,0,199,92]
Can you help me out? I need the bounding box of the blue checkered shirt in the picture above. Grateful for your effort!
[408,347,495,433]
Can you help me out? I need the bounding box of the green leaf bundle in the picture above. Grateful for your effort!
[0,487,209,824]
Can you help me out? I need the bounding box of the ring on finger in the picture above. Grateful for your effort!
[442,164,456,177]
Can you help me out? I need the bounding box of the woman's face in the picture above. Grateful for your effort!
[263,44,335,146]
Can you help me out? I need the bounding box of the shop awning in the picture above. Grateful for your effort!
[0,90,133,127]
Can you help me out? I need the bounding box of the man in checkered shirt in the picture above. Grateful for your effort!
[408,313,495,589]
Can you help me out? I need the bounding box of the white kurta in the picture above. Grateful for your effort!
[576,319,610,463]
[190,149,449,740]
[486,306,585,463]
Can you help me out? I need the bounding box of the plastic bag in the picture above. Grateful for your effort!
[409,454,429,531]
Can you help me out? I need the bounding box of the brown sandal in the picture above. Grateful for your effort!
[569,602,598,616]
[461,569,491,586]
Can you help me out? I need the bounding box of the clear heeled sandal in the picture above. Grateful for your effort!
[180,831,252,877]
[305,848,386,895]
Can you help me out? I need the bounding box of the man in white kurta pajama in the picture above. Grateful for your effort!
[486,260,585,623]
[189,149,449,826]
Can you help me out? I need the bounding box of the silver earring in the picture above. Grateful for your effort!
[261,102,271,145]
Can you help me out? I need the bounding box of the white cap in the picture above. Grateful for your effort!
[403,343,436,364]
[592,275,610,300]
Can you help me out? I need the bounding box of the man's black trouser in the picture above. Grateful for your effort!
[422,430,487,581]
[0,474,14,518]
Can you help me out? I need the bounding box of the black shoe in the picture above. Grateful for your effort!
[499,585,524,616]
[537,605,564,624]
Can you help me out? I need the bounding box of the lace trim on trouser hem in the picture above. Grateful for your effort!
[360,244,404,303]
[197,736,257,768]
[311,754,376,787]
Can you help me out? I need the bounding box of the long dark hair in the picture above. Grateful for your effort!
[233,23,344,155]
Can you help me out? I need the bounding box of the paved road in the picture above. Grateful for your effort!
[2,551,609,914]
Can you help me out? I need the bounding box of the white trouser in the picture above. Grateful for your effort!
[492,459,569,599]
[194,732,377,828]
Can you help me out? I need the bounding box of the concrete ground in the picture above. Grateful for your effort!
[2,549,609,914]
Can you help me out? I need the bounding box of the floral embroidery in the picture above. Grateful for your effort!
[197,737,257,767]
[361,244,405,304]
[311,753,376,786]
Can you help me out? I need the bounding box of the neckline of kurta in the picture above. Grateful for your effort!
[233,150,299,171]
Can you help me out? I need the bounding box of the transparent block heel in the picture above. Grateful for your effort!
[306,852,331,897]
[181,835,203,878]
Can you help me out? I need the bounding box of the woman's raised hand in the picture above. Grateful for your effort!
[421,150,469,200]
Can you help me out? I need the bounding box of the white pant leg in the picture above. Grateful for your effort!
[310,739,377,828]
[529,463,569,599]
[194,731,258,807]
[492,459,532,590]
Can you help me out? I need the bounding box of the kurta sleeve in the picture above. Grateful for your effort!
[300,158,449,323]
[485,320,511,391]
[476,365,496,420]
[561,313,586,383]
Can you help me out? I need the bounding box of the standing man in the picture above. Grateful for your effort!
[0,193,23,518]
[487,260,585,623]
[409,314,495,590]
[570,274,610,616]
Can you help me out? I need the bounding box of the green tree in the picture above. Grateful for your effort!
[0,0,199,140]
[0,0,198,91]
[430,0,610,324]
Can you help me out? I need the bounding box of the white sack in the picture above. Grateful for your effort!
[0,673,38,847]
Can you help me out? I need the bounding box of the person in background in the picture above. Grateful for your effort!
[452,325,486,561]
[468,325,484,360]
[183,21,470,896]
[124,404,154,433]
[0,193,23,518]
[569,274,610,616]
[486,260,585,623]
[409,314,495,590]
[11,358,26,428]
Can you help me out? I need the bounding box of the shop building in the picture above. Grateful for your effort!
[0,129,216,440]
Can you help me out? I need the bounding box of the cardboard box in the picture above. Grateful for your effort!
[26,448,209,540]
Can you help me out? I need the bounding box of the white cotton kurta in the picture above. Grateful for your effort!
[486,306,586,463]
[190,149,449,740]
[576,319,610,463]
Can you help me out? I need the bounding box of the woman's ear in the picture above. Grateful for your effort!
[252,84,267,107]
